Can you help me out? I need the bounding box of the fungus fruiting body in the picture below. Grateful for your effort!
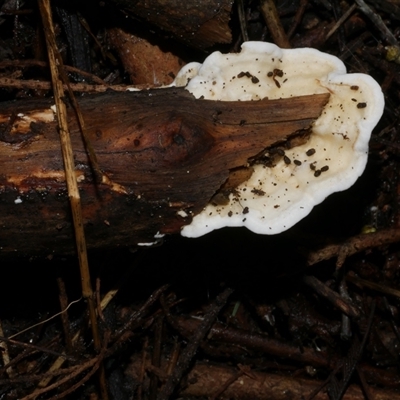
[173,42,384,238]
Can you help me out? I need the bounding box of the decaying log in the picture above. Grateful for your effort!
[110,0,233,49]
[125,358,400,400]
[0,88,329,255]
[179,362,400,400]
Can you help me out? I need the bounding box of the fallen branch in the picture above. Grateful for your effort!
[0,89,329,254]
[307,228,400,267]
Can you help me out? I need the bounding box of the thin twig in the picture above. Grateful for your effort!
[0,320,13,378]
[149,316,164,400]
[137,337,149,400]
[237,0,249,42]
[355,0,400,47]
[114,284,170,340]
[326,3,357,40]
[303,275,360,318]
[7,297,81,339]
[157,287,234,400]
[0,335,76,361]
[329,301,376,400]
[287,0,308,38]
[259,0,291,48]
[338,278,352,340]
[0,76,142,92]
[0,59,107,84]
[331,0,346,51]
[56,276,74,352]
[37,1,108,398]
[307,228,400,267]
[20,354,101,400]
[46,334,109,400]
[346,273,400,299]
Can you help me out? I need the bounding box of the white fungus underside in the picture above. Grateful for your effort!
[174,42,384,237]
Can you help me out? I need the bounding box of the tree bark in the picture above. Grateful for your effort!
[0,88,329,255]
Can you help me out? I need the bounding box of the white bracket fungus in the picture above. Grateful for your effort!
[173,42,384,237]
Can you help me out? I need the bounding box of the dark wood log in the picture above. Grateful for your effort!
[110,0,233,49]
[0,88,329,255]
